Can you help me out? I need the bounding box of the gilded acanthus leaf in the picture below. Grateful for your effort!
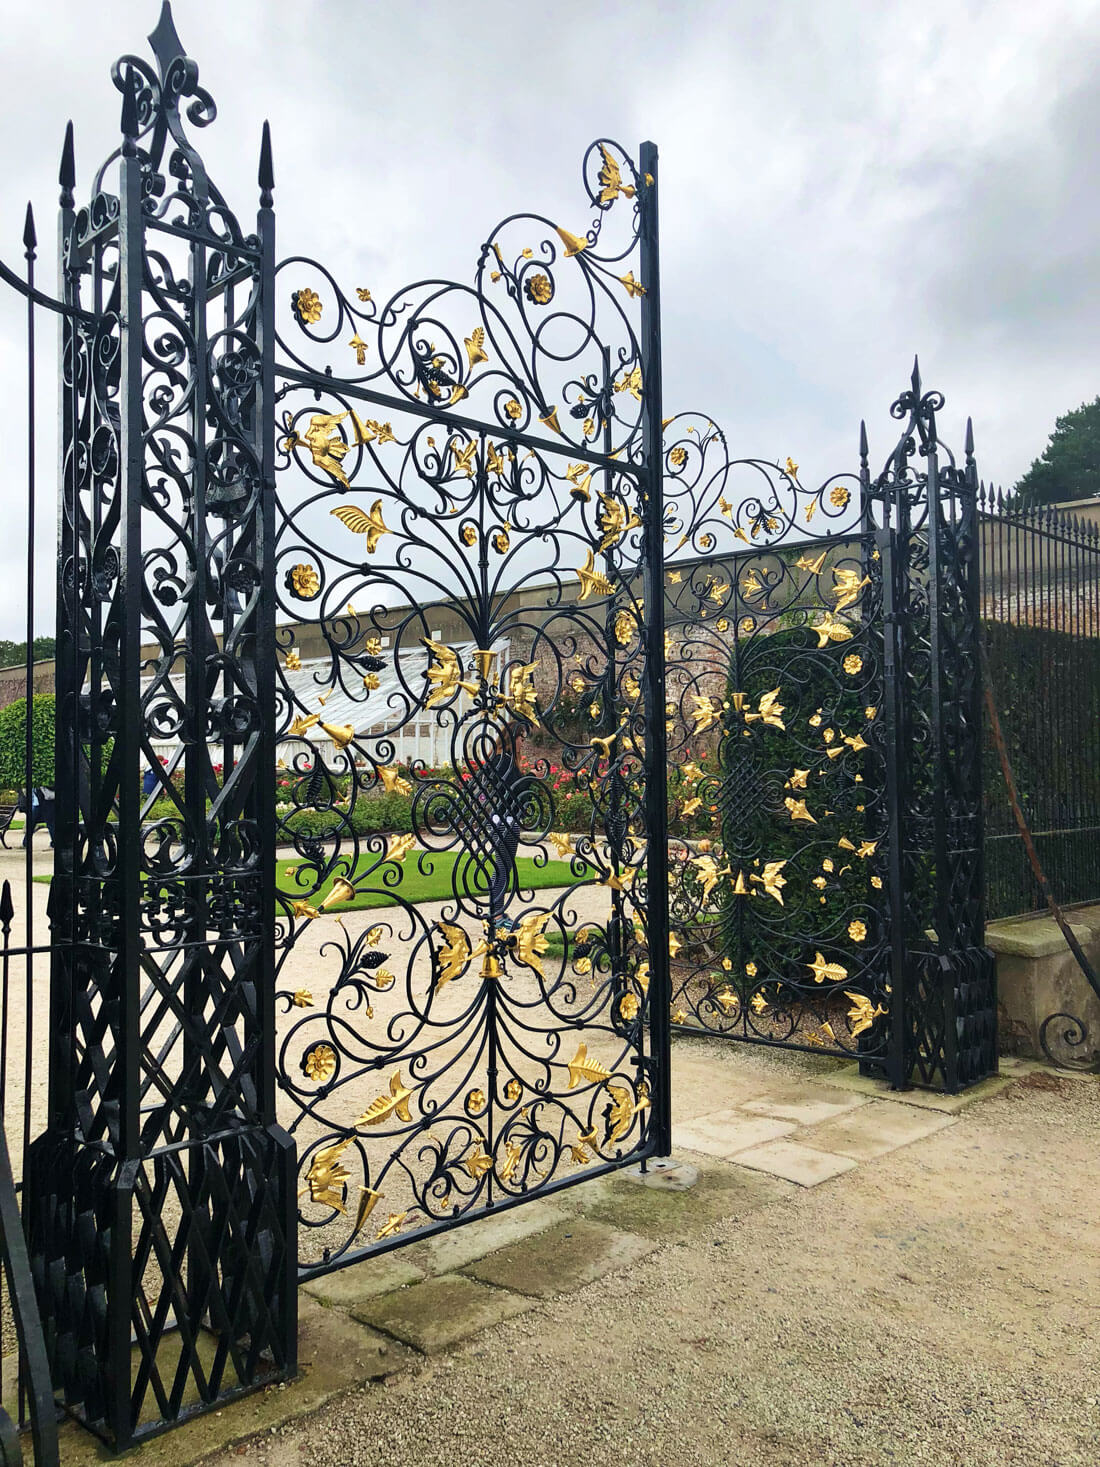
[605,1084,637,1145]
[330,500,390,554]
[566,1041,612,1090]
[386,833,416,863]
[812,612,854,647]
[451,439,477,477]
[548,831,575,858]
[357,1070,414,1127]
[785,797,817,824]
[462,1141,494,1180]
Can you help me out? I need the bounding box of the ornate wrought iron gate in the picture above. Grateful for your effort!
[662,367,997,1091]
[0,5,670,1448]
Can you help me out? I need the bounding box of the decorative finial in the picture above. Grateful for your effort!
[965,416,975,458]
[910,355,921,397]
[259,120,274,208]
[148,1,187,81]
[859,419,868,463]
[120,66,138,156]
[59,121,75,210]
[23,202,36,256]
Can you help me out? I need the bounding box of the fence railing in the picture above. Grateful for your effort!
[979,488,1100,918]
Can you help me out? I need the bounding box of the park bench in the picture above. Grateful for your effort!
[0,803,18,849]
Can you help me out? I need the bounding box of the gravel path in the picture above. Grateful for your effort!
[204,1062,1100,1467]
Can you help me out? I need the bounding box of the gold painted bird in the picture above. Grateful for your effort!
[812,613,854,648]
[464,326,489,369]
[751,859,788,906]
[597,142,636,204]
[846,991,887,1038]
[832,568,870,614]
[744,687,786,730]
[434,921,472,989]
[422,638,478,706]
[330,500,391,554]
[690,694,722,732]
[506,662,540,726]
[512,911,551,978]
[691,853,728,900]
[808,951,848,985]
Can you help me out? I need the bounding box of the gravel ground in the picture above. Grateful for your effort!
[203,1064,1100,1467]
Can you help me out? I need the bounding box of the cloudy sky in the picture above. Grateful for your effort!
[0,0,1097,635]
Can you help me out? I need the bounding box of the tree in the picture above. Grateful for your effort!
[1014,397,1100,507]
[0,693,55,790]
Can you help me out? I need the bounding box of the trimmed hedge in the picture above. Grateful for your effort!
[0,693,54,789]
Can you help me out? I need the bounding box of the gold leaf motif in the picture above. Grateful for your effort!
[348,331,368,365]
[619,270,646,297]
[796,551,827,575]
[671,1006,688,1025]
[682,796,702,817]
[615,365,643,400]
[566,1042,612,1089]
[288,713,319,738]
[808,951,848,985]
[785,797,816,824]
[576,549,614,601]
[750,993,769,1015]
[377,765,412,796]
[301,1137,352,1212]
[356,286,372,302]
[462,1142,494,1180]
[548,831,575,859]
[294,287,323,324]
[785,457,799,479]
[499,1140,523,1181]
[668,932,682,958]
[451,439,477,478]
[787,769,810,790]
[291,989,313,1007]
[357,1070,414,1127]
[871,875,883,889]
[464,326,488,369]
[715,988,739,1014]
[377,1212,407,1240]
[330,500,390,554]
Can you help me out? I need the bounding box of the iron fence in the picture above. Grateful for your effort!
[979,489,1100,918]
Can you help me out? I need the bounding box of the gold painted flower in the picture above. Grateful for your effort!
[525,272,553,305]
[466,1088,487,1113]
[830,485,851,509]
[288,563,320,600]
[844,654,863,675]
[871,876,883,889]
[492,528,510,554]
[745,961,757,977]
[356,286,372,302]
[848,920,867,943]
[363,673,380,691]
[461,524,478,546]
[669,446,687,468]
[504,398,523,420]
[285,649,301,670]
[294,287,323,324]
[619,992,640,1022]
[303,1043,337,1082]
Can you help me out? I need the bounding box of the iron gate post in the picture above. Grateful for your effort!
[638,140,672,1155]
[24,10,297,1448]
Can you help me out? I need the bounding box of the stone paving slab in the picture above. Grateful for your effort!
[352,1273,535,1353]
[817,1063,1016,1112]
[461,1217,656,1298]
[570,1155,792,1243]
[673,1109,795,1159]
[302,1252,426,1308]
[732,1139,858,1187]
[739,1082,871,1126]
[797,1100,957,1161]
[417,1197,568,1275]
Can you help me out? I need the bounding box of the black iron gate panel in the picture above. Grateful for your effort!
[266,142,671,1275]
[660,417,892,1068]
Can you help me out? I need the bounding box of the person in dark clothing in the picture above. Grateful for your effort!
[24,786,55,847]
[142,765,158,797]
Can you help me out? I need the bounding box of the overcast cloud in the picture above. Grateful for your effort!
[0,0,1097,634]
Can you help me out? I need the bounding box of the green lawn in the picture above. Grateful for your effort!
[278,851,593,911]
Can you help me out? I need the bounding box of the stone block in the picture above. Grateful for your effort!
[732,1140,858,1187]
[673,1110,795,1159]
[352,1274,535,1353]
[462,1218,655,1298]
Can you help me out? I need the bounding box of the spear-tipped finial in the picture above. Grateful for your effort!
[859,419,869,463]
[59,120,75,210]
[23,202,36,256]
[965,416,975,458]
[120,66,139,156]
[910,354,921,397]
[149,1,186,81]
[258,120,274,208]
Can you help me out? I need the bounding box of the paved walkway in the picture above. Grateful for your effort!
[55,1041,1100,1467]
